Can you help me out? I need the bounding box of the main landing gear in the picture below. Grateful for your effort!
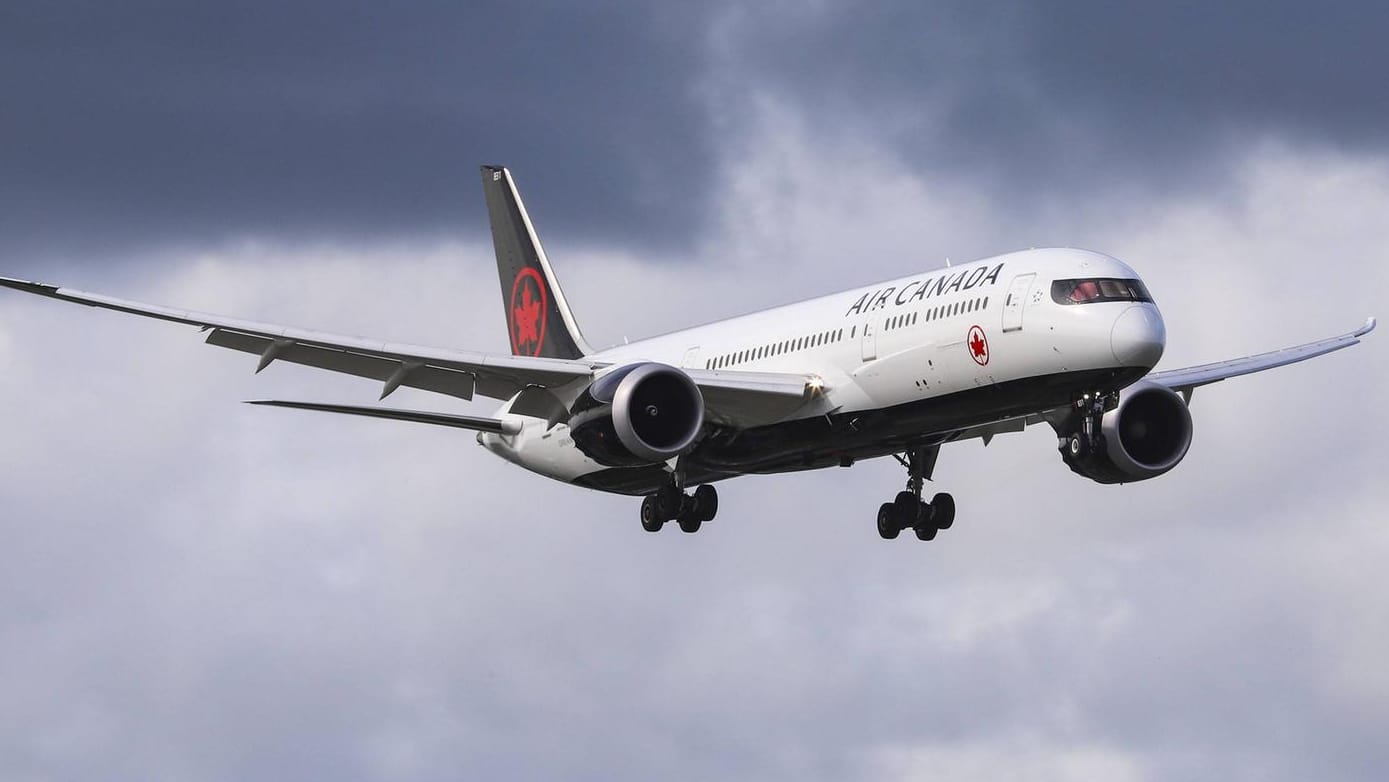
[877,445,955,542]
[640,483,718,533]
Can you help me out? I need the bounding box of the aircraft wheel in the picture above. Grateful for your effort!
[640,495,664,532]
[914,522,937,541]
[678,514,702,533]
[1067,433,1087,458]
[930,493,956,530]
[693,485,719,522]
[877,503,900,539]
[655,485,683,519]
[894,490,918,517]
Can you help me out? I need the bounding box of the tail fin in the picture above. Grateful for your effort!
[481,165,592,359]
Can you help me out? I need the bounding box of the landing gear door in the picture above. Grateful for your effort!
[1002,273,1036,333]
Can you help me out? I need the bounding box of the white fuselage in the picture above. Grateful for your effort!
[480,248,1166,488]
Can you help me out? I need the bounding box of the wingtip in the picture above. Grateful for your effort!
[1358,316,1377,337]
[0,276,60,295]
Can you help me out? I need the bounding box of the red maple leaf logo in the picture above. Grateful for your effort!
[509,267,548,356]
[968,325,989,366]
[513,284,541,347]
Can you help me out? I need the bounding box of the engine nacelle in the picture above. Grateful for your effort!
[1062,381,1194,484]
[568,362,705,467]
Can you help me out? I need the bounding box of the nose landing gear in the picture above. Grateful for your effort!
[1056,391,1120,475]
[877,446,955,541]
[1060,391,1115,460]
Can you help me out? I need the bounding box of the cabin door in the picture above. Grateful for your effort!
[860,319,877,361]
[1002,273,1036,332]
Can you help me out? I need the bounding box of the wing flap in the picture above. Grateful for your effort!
[206,329,478,400]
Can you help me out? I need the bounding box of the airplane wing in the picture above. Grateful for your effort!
[944,317,1378,448]
[0,275,815,427]
[1147,317,1376,398]
[0,275,600,401]
[683,368,818,427]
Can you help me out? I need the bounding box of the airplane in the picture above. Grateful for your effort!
[0,165,1376,541]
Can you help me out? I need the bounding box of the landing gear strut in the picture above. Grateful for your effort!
[640,482,718,533]
[1059,391,1115,462]
[877,445,954,542]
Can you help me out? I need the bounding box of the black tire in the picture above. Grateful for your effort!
[914,523,937,541]
[678,514,702,533]
[894,490,918,514]
[693,484,719,521]
[656,486,682,519]
[930,493,956,530]
[640,495,664,532]
[877,503,900,539]
[1067,433,1086,458]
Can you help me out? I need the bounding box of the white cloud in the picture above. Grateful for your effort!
[865,739,1146,782]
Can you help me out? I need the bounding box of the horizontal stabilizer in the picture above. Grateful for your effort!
[246,400,520,434]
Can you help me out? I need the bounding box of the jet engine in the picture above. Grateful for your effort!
[1061,381,1193,484]
[569,362,705,467]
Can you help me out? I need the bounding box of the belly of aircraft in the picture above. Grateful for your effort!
[570,365,1145,496]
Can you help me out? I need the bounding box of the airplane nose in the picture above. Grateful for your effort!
[1111,305,1166,368]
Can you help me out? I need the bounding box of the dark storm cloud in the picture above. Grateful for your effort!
[5,2,1386,264]
[0,2,711,260]
[721,1,1389,202]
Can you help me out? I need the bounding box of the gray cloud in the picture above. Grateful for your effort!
[707,1,1389,215]
[7,3,1389,265]
[0,2,712,261]
[2,5,1388,782]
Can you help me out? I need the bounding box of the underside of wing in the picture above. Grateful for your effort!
[0,276,600,401]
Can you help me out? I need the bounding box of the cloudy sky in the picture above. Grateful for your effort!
[2,3,1387,780]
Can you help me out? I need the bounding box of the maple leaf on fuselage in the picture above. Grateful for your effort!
[970,333,987,360]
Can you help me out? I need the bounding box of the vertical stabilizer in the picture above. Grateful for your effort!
[481,165,591,359]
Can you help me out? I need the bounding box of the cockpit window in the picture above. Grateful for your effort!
[1052,278,1153,305]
